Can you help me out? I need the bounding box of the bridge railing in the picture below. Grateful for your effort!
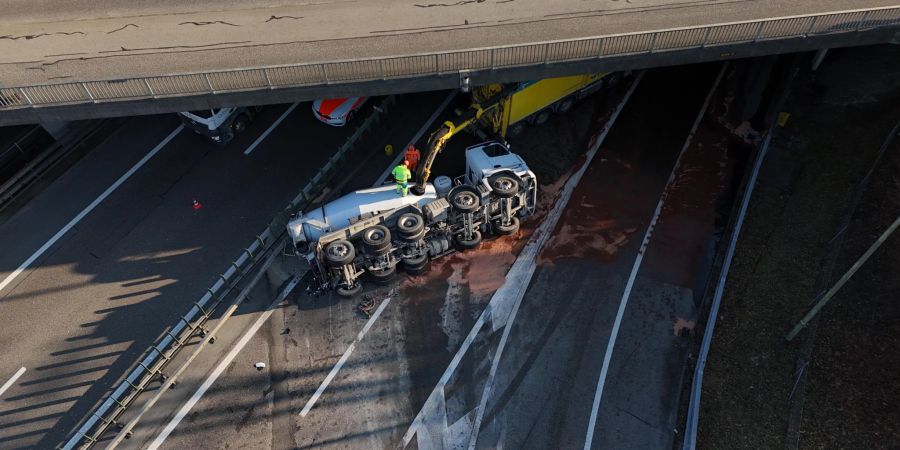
[1,6,898,110]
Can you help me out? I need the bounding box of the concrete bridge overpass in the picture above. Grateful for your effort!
[1,0,898,125]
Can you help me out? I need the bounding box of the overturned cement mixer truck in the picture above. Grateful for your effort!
[286,141,537,297]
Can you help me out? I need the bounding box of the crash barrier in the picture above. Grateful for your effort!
[0,121,108,213]
[2,7,898,110]
[59,95,396,450]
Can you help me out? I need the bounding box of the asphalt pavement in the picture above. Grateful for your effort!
[129,64,753,450]
[0,97,435,449]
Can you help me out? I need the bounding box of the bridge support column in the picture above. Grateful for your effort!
[40,120,71,140]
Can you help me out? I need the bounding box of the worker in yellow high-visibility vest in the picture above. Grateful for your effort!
[392,160,412,197]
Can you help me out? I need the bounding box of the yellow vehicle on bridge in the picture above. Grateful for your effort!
[413,72,612,193]
[472,72,610,138]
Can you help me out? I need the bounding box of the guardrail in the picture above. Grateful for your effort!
[59,95,396,450]
[2,7,898,111]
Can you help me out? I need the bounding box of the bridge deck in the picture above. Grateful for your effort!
[1,0,894,86]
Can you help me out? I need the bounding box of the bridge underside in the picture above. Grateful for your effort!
[2,29,896,126]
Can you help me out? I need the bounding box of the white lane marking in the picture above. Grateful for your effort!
[300,293,393,417]
[403,71,645,447]
[243,102,300,156]
[0,367,26,399]
[0,125,183,298]
[374,90,457,186]
[296,91,457,415]
[582,64,728,450]
[147,276,301,450]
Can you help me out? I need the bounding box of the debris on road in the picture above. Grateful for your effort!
[254,362,266,371]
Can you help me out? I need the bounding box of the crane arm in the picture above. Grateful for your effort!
[411,83,521,195]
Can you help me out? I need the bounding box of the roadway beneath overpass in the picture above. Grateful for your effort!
[0,0,898,125]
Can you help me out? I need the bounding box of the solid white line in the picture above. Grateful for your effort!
[404,72,646,447]
[147,276,300,450]
[373,90,457,186]
[299,293,393,417]
[582,64,728,450]
[0,125,183,298]
[0,367,26,399]
[244,102,300,155]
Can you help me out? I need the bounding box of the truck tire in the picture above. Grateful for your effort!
[402,253,428,269]
[368,264,396,285]
[449,188,480,213]
[362,225,392,254]
[336,282,362,298]
[555,96,576,114]
[397,213,425,241]
[455,230,482,250]
[404,259,430,276]
[532,108,552,127]
[495,217,520,236]
[232,114,250,134]
[489,174,519,198]
[324,240,355,267]
[507,121,527,138]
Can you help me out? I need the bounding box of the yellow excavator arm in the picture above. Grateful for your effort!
[412,84,521,195]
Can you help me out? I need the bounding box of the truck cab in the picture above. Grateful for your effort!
[462,141,537,217]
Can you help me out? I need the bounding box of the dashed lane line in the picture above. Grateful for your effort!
[0,367,26,399]
[374,90,457,186]
[244,102,301,156]
[147,276,301,450]
[0,125,183,298]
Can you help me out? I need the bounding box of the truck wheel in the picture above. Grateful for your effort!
[532,108,552,127]
[324,240,355,267]
[489,174,519,198]
[397,213,425,241]
[455,230,482,250]
[402,253,428,270]
[368,264,397,285]
[362,225,392,254]
[336,282,362,298]
[507,122,527,138]
[232,114,249,134]
[495,217,520,236]
[404,259,430,276]
[555,96,576,114]
[450,188,480,213]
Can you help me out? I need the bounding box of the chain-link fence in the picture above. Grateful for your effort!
[2,7,898,110]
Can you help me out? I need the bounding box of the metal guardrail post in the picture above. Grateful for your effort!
[80,83,95,102]
[805,16,819,36]
[18,88,34,105]
[753,21,765,41]
[203,73,214,93]
[143,79,155,97]
[856,10,872,31]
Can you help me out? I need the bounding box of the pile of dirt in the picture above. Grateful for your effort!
[698,45,900,449]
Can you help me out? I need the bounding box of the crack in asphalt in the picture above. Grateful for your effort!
[0,31,85,41]
[178,20,240,27]
[414,0,486,7]
[265,15,304,22]
[107,24,139,34]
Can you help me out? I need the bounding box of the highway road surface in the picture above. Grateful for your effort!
[0,91,450,449]
[102,63,754,450]
[1,0,894,85]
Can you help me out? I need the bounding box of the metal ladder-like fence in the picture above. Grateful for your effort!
[2,7,899,110]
